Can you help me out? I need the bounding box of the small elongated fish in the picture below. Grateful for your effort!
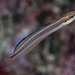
[4,11,75,65]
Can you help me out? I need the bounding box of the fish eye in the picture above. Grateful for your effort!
[70,15,74,18]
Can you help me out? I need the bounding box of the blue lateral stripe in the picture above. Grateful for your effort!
[14,22,52,50]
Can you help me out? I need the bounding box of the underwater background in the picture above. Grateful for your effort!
[0,0,75,75]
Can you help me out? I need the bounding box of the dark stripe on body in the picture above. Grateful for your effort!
[10,19,63,58]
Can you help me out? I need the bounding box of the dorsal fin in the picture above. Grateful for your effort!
[14,18,58,52]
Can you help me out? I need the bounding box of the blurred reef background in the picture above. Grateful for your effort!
[0,0,75,75]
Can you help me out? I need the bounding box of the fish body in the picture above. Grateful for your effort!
[4,11,75,59]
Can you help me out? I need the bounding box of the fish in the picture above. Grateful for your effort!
[3,11,75,65]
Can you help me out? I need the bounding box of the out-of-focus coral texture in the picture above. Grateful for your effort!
[0,0,75,75]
